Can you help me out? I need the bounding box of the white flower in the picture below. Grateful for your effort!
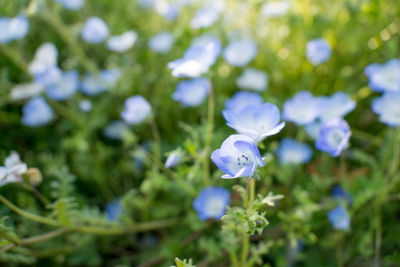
[0,152,28,187]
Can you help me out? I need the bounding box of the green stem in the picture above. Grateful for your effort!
[351,128,383,147]
[249,178,255,210]
[229,248,239,267]
[240,229,249,266]
[374,205,382,267]
[202,83,215,186]
[0,45,32,79]
[387,128,400,178]
[336,237,344,267]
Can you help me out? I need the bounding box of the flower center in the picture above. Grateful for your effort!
[237,154,250,167]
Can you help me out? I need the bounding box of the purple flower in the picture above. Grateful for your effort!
[283,91,320,125]
[364,59,400,92]
[172,78,210,107]
[328,204,350,231]
[223,39,257,67]
[211,134,265,180]
[276,138,312,164]
[81,17,109,44]
[22,97,54,127]
[306,38,331,66]
[223,103,285,143]
[121,95,152,125]
[193,187,230,220]
[371,92,400,126]
[315,118,351,157]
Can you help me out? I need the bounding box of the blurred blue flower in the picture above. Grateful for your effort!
[211,134,265,180]
[283,91,320,125]
[29,43,58,76]
[103,120,130,140]
[81,16,109,44]
[0,152,27,187]
[149,31,174,53]
[172,78,210,107]
[22,97,54,127]
[107,30,138,53]
[328,204,350,231]
[0,15,29,43]
[371,92,400,127]
[236,68,269,92]
[223,103,285,143]
[224,91,263,115]
[223,39,257,67]
[10,83,44,101]
[306,38,331,66]
[276,138,313,165]
[193,187,230,221]
[317,92,356,122]
[45,70,79,100]
[261,0,290,18]
[121,95,152,125]
[33,65,63,88]
[364,59,400,92]
[79,100,92,112]
[165,151,182,168]
[168,38,221,77]
[105,199,122,221]
[190,3,222,29]
[154,0,179,20]
[304,121,320,140]
[332,185,352,205]
[315,118,351,157]
[81,69,120,96]
[55,0,85,10]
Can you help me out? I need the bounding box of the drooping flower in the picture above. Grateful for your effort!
[315,118,351,157]
[81,17,109,44]
[193,187,230,220]
[165,150,182,168]
[282,91,320,125]
[223,103,285,143]
[0,152,28,187]
[364,59,400,92]
[0,15,29,44]
[306,38,331,66]
[172,78,210,107]
[79,100,92,112]
[168,38,221,77]
[81,69,120,96]
[328,204,350,231]
[275,138,313,165]
[105,199,122,221]
[121,95,152,125]
[149,31,175,53]
[224,91,263,115]
[190,3,222,29]
[45,70,79,100]
[260,0,290,18]
[236,68,269,92]
[107,30,138,53]
[331,185,352,205]
[223,39,257,67]
[22,97,54,127]
[317,92,356,122]
[55,0,85,10]
[211,134,265,180]
[371,92,400,126]
[103,120,130,140]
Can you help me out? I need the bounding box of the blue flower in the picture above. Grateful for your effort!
[275,138,313,165]
[0,16,29,43]
[211,134,265,180]
[29,43,58,76]
[45,70,79,100]
[81,69,120,96]
[172,78,210,107]
[306,38,331,65]
[304,121,321,140]
[317,92,356,122]
[149,31,174,53]
[154,0,179,21]
[107,30,138,53]
[165,151,182,168]
[81,17,109,44]
[224,91,263,115]
[103,121,130,140]
[283,91,320,125]
[328,204,350,231]
[33,65,63,88]
[193,187,230,221]
[22,97,54,127]
[371,92,400,127]
[105,199,122,221]
[315,118,351,157]
[331,185,352,205]
[364,59,400,92]
[236,68,269,92]
[223,39,257,67]
[261,0,290,18]
[55,0,85,10]
[168,38,221,77]
[223,103,285,143]
[190,3,222,29]
[121,95,152,125]
[79,100,92,112]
